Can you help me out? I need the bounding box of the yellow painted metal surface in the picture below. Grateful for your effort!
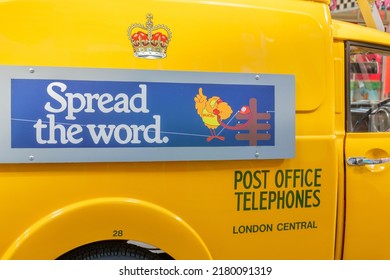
[2,196,212,259]
[357,0,384,31]
[343,134,390,259]
[334,19,390,259]
[333,19,390,44]
[0,0,386,260]
[332,40,346,260]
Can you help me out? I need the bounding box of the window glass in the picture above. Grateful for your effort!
[348,44,390,132]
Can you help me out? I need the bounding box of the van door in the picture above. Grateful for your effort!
[344,41,390,259]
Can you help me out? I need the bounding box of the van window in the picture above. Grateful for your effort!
[348,43,390,132]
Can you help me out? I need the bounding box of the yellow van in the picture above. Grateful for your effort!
[1,0,390,260]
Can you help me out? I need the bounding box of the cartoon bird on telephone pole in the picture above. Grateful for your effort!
[194,87,251,142]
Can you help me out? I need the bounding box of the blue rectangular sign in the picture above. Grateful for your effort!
[0,67,295,163]
[11,79,275,148]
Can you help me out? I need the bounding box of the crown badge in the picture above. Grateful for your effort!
[128,14,172,59]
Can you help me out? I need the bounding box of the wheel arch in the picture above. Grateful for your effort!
[2,197,212,260]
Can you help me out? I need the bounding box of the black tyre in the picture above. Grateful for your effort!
[57,240,162,260]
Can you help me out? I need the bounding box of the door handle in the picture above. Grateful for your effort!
[347,157,390,166]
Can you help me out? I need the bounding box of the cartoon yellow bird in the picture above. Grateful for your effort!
[194,87,233,142]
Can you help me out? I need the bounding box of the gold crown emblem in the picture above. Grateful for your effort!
[128,14,172,59]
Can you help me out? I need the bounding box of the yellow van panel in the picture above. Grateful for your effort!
[0,0,338,259]
[0,0,332,114]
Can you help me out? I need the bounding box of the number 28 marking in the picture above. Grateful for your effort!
[113,230,124,237]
